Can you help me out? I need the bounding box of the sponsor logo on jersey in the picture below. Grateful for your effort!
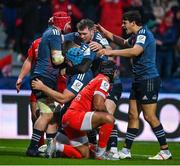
[136,35,146,44]
[142,95,148,100]
[71,80,83,92]
[152,94,157,100]
[100,80,110,92]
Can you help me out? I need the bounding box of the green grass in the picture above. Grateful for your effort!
[0,139,179,165]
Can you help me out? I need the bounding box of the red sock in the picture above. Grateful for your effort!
[38,135,45,147]
[98,123,114,148]
[63,144,82,159]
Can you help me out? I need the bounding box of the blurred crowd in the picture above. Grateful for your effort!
[0,0,180,79]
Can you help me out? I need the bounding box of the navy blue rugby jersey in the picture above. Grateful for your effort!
[128,26,159,82]
[66,70,93,96]
[33,26,63,83]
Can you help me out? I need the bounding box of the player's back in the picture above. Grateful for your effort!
[33,26,62,82]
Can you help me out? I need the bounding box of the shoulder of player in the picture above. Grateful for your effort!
[96,74,109,83]
[44,26,61,36]
[32,38,41,47]
[93,32,103,41]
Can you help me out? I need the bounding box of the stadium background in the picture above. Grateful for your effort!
[0,0,180,165]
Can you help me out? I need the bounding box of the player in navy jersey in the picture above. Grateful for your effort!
[64,19,111,76]
[97,10,172,160]
[26,12,71,157]
[32,42,93,110]
[31,42,94,158]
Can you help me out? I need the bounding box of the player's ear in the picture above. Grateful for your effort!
[132,21,136,26]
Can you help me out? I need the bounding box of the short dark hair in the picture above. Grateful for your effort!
[99,60,116,82]
[76,19,94,30]
[123,10,142,26]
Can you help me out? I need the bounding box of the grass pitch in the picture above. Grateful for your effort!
[0,139,179,165]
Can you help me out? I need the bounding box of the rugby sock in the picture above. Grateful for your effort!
[46,133,57,140]
[30,129,43,148]
[152,124,167,148]
[56,143,82,159]
[124,128,138,149]
[46,133,57,145]
[98,123,114,148]
[87,129,97,145]
[107,124,118,151]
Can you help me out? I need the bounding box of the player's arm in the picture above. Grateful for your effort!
[96,24,130,48]
[16,56,33,93]
[93,94,108,112]
[89,41,111,52]
[51,50,64,65]
[97,44,143,58]
[31,79,75,104]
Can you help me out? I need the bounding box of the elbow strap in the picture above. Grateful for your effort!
[52,52,64,65]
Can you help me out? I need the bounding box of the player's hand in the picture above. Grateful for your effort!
[95,24,106,34]
[156,39,163,46]
[16,78,22,93]
[89,41,102,52]
[31,79,44,90]
[97,49,112,56]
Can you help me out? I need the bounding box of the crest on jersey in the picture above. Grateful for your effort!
[100,80,110,92]
[71,80,83,92]
[136,35,146,44]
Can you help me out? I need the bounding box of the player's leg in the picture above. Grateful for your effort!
[119,83,141,159]
[46,134,87,159]
[118,99,141,159]
[48,111,91,159]
[26,96,56,157]
[46,111,59,145]
[29,93,45,147]
[140,77,172,160]
[105,99,119,157]
[90,111,115,159]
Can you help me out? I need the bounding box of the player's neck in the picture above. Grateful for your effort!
[134,25,143,34]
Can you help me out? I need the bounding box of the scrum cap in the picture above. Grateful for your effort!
[66,47,84,66]
[51,11,71,30]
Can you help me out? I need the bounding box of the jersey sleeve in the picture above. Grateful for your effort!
[94,32,110,47]
[66,74,86,96]
[49,29,62,51]
[80,43,96,61]
[27,45,34,58]
[64,32,76,42]
[94,78,110,99]
[135,29,148,49]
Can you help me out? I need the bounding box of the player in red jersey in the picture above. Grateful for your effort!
[16,38,41,123]
[46,60,116,160]
[16,38,46,147]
